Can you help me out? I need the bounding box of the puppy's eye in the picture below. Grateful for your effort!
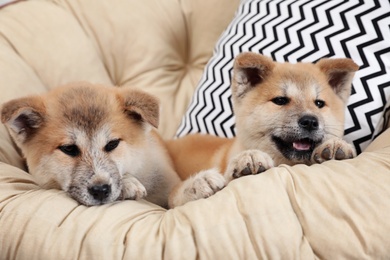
[104,139,121,152]
[315,99,325,108]
[271,97,290,106]
[58,145,80,157]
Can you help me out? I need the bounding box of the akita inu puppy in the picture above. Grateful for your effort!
[168,52,359,207]
[1,82,180,207]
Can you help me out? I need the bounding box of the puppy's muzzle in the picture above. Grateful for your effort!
[88,184,111,201]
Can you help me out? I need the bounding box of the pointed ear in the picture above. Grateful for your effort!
[1,96,46,144]
[232,52,275,98]
[118,88,160,128]
[316,58,359,103]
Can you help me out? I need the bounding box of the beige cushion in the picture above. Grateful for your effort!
[1,129,390,259]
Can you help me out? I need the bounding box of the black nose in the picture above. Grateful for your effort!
[88,184,111,201]
[298,115,319,131]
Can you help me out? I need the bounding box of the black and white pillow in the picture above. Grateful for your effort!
[177,0,390,153]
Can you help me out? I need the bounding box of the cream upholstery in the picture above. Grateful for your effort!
[1,0,390,259]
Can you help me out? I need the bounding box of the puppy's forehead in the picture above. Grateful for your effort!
[282,79,319,98]
[66,124,111,145]
[55,87,116,132]
[278,65,321,97]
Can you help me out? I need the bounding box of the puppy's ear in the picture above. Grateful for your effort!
[232,52,275,98]
[1,96,46,144]
[316,58,359,103]
[119,88,160,128]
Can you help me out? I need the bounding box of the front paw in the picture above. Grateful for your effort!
[121,176,147,200]
[224,150,274,182]
[169,169,226,207]
[312,138,356,164]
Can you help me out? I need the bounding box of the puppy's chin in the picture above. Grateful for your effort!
[272,135,322,163]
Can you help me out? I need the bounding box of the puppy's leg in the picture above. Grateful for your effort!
[121,175,147,200]
[311,137,356,163]
[168,169,226,208]
[224,150,274,182]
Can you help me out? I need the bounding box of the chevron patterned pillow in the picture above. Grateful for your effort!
[177,0,390,153]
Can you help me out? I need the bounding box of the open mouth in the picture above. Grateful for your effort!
[292,138,314,151]
[272,136,320,162]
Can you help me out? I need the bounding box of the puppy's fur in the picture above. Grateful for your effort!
[167,52,359,207]
[1,82,180,207]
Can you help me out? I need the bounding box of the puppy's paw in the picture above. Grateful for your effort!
[121,176,147,200]
[225,150,274,182]
[312,137,356,164]
[169,169,226,207]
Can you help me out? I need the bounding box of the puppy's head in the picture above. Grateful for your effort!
[1,83,159,205]
[231,52,358,164]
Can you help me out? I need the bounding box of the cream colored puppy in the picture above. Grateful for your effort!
[1,82,180,207]
[168,52,359,207]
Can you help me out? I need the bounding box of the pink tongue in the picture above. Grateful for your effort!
[293,140,311,151]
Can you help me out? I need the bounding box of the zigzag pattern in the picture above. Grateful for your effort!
[177,0,390,153]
